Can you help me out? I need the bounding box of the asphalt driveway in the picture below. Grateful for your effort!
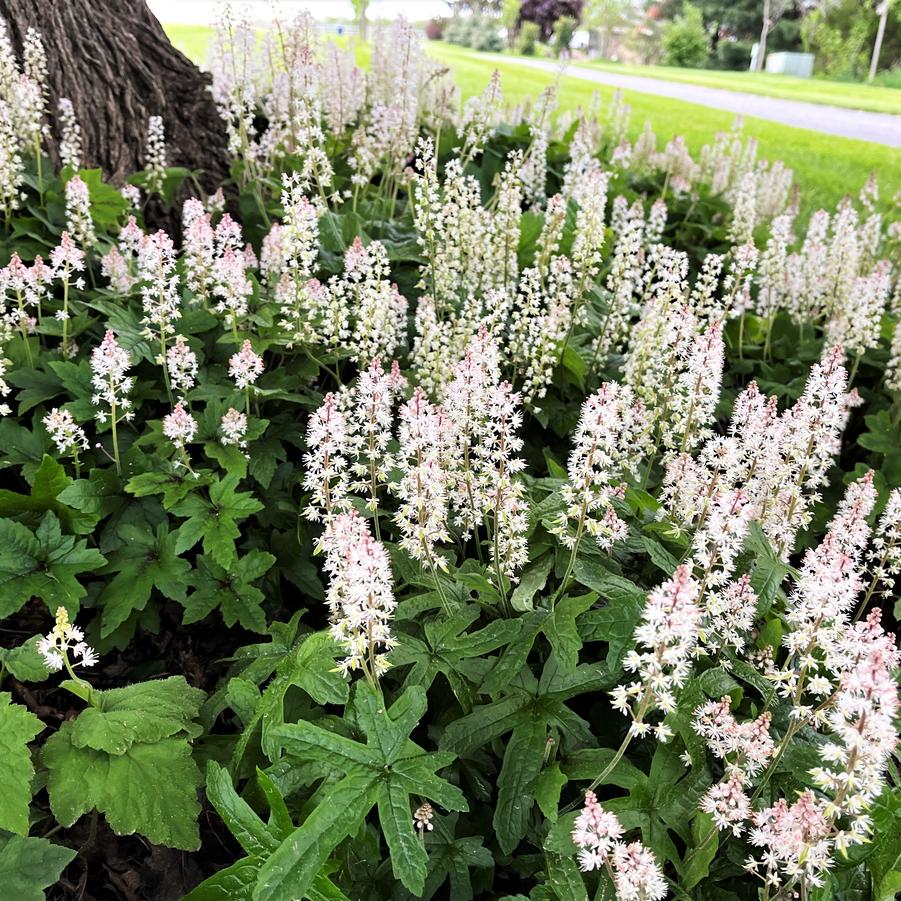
[483,55,901,148]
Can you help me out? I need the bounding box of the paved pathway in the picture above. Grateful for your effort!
[481,54,901,148]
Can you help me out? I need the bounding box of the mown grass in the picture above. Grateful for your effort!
[165,24,214,65]
[163,24,899,220]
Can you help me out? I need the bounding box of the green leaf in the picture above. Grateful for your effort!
[0,693,44,834]
[535,762,568,822]
[254,771,380,901]
[98,524,191,637]
[560,748,647,791]
[0,511,106,617]
[576,567,644,670]
[494,716,547,854]
[183,855,262,901]
[171,475,262,567]
[545,854,588,901]
[0,455,95,533]
[511,555,553,612]
[233,630,348,767]
[681,811,718,890]
[0,833,76,901]
[182,550,275,633]
[42,677,204,850]
[206,761,279,857]
[379,777,428,894]
[68,676,204,754]
[0,635,50,682]
[481,610,547,695]
[440,694,531,755]
[44,723,202,849]
[544,593,596,672]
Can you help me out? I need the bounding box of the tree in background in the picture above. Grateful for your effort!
[753,0,794,70]
[518,19,543,51]
[554,14,580,52]
[352,0,369,41]
[584,0,634,58]
[502,0,522,46]
[657,0,805,68]
[518,0,585,41]
[868,0,892,80]
[662,2,710,65]
[802,0,900,78]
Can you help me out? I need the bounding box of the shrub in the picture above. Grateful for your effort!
[519,0,584,42]
[553,14,578,55]
[662,2,709,68]
[425,18,444,40]
[518,19,541,54]
[713,38,753,71]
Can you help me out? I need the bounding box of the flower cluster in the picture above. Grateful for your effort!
[38,606,98,672]
[572,792,667,900]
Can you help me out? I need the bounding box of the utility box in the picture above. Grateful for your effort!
[765,52,815,77]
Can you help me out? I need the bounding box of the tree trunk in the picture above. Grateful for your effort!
[0,0,229,189]
[868,1,889,82]
[755,0,771,72]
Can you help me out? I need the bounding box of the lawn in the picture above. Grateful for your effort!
[163,24,900,219]
[165,23,214,65]
[570,57,901,116]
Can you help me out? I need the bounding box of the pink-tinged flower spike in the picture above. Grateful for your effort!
[610,565,702,744]
[700,770,753,837]
[228,339,264,413]
[219,407,248,450]
[859,487,901,619]
[166,335,197,399]
[690,487,754,595]
[163,402,198,465]
[825,259,892,368]
[572,792,666,900]
[443,327,503,538]
[2,252,37,365]
[136,229,181,399]
[347,359,407,539]
[758,347,850,560]
[745,791,832,891]
[771,473,877,729]
[703,573,758,657]
[477,380,528,589]
[303,392,352,524]
[38,606,98,673]
[120,184,141,208]
[212,244,253,333]
[275,175,324,345]
[552,382,650,565]
[611,842,668,901]
[320,511,397,683]
[90,330,133,473]
[391,387,452,580]
[64,174,95,249]
[182,200,215,304]
[811,611,899,856]
[49,232,85,358]
[43,407,89,475]
[572,790,625,871]
[664,322,725,457]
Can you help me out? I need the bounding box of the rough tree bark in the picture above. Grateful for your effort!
[0,0,229,189]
